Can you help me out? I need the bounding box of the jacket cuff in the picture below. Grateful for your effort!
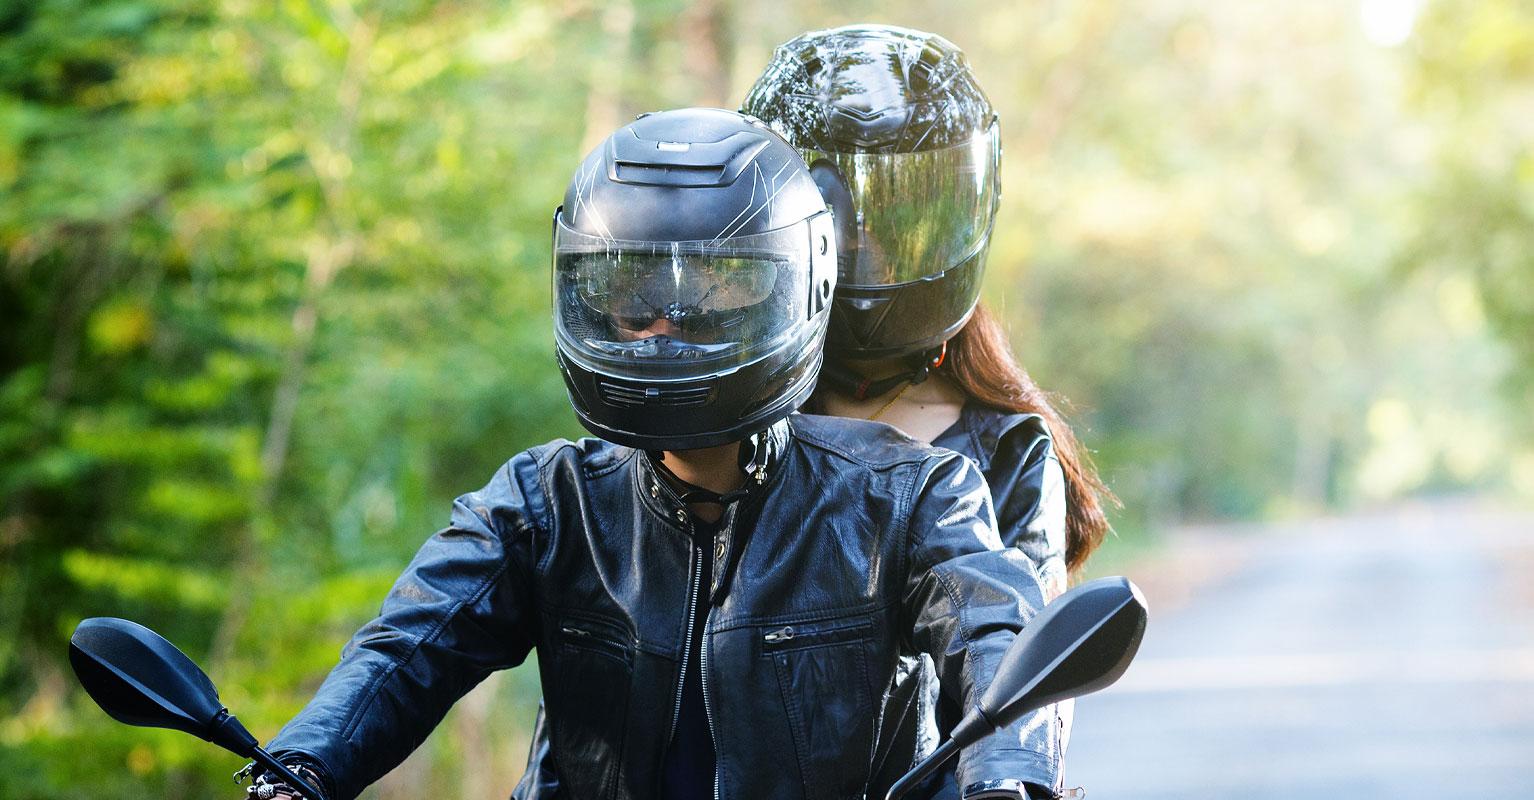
[956,747,1059,798]
[269,745,341,800]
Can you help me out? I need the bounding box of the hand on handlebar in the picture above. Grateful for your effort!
[240,764,325,800]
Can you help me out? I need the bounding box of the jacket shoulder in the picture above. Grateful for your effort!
[947,406,1055,473]
[523,435,636,478]
[468,437,634,532]
[789,412,952,470]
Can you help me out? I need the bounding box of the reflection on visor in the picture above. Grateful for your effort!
[581,253,781,329]
[585,335,739,360]
[552,215,822,371]
[804,119,999,288]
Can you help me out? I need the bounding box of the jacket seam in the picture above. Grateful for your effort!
[895,459,919,646]
[903,455,955,560]
[584,445,634,478]
[932,565,977,700]
[531,458,561,576]
[793,426,930,471]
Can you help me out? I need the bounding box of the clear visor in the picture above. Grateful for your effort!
[805,119,999,288]
[554,215,820,375]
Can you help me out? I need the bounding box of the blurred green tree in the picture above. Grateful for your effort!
[1407,0,1534,429]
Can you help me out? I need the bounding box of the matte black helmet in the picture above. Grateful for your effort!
[742,24,1000,360]
[553,108,837,450]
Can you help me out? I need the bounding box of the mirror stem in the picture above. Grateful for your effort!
[250,747,327,800]
[885,738,958,800]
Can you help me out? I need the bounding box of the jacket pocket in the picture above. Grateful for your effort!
[764,617,877,800]
[547,616,635,800]
[559,619,634,664]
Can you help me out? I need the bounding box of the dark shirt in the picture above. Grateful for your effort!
[660,515,720,799]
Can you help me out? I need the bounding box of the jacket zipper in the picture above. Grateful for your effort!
[702,583,719,800]
[668,544,702,746]
[762,626,794,644]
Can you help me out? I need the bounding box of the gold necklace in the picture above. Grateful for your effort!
[867,382,913,422]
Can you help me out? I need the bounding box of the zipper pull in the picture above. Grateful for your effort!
[763,626,795,644]
[561,625,590,638]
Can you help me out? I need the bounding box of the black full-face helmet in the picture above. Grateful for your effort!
[742,24,1000,361]
[553,108,837,451]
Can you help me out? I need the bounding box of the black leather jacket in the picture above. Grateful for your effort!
[516,406,1073,799]
[883,406,1072,799]
[268,414,1047,800]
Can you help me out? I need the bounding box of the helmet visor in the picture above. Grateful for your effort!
[554,214,822,377]
[804,118,999,288]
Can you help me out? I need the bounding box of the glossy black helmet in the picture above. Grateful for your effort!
[553,108,837,450]
[742,24,1000,360]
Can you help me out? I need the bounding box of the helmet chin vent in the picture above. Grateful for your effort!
[598,381,714,408]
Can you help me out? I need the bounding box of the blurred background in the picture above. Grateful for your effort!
[2,0,1531,797]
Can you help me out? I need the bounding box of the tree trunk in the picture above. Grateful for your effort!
[680,0,734,107]
[580,0,636,155]
[211,14,375,669]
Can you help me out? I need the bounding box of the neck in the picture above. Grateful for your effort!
[661,442,746,523]
[817,368,968,444]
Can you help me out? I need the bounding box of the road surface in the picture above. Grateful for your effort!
[1066,499,1534,799]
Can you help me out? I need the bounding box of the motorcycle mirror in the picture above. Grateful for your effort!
[69,618,327,799]
[952,576,1148,747]
[887,576,1148,800]
[69,617,256,752]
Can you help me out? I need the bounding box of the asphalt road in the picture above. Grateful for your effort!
[1065,500,1534,799]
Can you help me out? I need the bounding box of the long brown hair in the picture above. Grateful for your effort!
[942,303,1115,573]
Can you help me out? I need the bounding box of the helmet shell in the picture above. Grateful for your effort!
[743,25,998,359]
[553,108,837,450]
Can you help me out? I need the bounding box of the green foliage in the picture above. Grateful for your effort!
[0,0,1525,797]
[1407,0,1534,429]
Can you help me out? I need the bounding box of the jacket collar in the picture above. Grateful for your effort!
[632,418,792,531]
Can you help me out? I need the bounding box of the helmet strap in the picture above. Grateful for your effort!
[824,342,948,401]
[645,429,774,507]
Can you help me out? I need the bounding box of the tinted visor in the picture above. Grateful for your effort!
[804,118,999,288]
[554,215,822,376]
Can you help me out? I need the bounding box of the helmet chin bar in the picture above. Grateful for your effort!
[557,346,823,452]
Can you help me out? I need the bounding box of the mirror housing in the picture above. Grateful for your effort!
[68,617,259,756]
[886,576,1148,800]
[949,576,1148,748]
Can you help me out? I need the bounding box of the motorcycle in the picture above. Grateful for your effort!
[68,576,1149,800]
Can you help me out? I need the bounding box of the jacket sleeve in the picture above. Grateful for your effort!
[987,418,1069,601]
[983,418,1072,794]
[901,452,1055,797]
[266,455,541,800]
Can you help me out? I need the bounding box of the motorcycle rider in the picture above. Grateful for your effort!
[244,108,1050,800]
[740,25,1116,799]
